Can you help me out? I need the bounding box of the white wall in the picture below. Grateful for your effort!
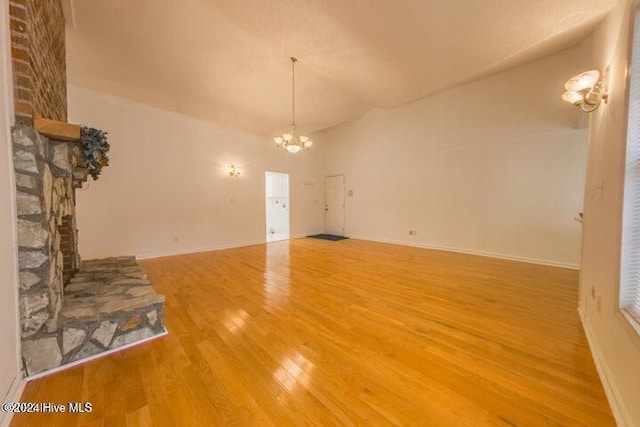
[579,0,640,425]
[0,0,23,424]
[68,86,325,259]
[316,46,588,268]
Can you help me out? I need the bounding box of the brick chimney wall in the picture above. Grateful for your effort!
[9,0,67,124]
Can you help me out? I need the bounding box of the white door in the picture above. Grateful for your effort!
[325,175,345,236]
[265,172,290,242]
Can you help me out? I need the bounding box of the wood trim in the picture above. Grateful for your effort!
[33,115,80,141]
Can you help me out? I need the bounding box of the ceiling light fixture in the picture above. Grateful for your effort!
[561,68,609,112]
[228,165,241,177]
[273,57,313,154]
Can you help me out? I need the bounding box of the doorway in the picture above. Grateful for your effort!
[325,175,345,236]
[265,172,290,242]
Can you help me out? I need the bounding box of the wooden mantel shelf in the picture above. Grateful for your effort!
[34,116,81,141]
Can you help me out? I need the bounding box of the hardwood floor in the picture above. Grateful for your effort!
[10,239,614,426]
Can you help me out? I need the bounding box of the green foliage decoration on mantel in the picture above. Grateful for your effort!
[80,126,110,180]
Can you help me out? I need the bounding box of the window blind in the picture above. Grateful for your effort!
[621,11,640,326]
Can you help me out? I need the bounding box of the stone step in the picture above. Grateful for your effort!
[58,256,165,365]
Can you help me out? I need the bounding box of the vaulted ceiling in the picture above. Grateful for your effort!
[65,0,616,136]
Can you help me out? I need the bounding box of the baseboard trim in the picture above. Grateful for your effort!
[136,241,265,260]
[578,308,633,427]
[135,234,326,260]
[348,235,579,270]
[0,374,27,427]
[135,234,578,269]
[26,328,168,381]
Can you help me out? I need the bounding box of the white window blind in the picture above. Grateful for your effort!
[621,11,640,327]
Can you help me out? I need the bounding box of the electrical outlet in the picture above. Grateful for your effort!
[596,181,604,199]
[409,230,417,236]
[172,236,179,243]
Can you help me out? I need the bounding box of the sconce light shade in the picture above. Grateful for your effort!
[561,91,584,104]
[561,68,608,113]
[229,165,241,177]
[564,70,600,92]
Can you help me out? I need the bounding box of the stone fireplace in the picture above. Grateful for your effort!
[9,0,166,376]
[13,123,166,376]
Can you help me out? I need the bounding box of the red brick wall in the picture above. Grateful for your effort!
[9,0,67,123]
[58,215,76,285]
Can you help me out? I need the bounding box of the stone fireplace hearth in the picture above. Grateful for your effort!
[13,124,165,376]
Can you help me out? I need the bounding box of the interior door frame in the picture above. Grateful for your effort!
[265,171,290,242]
[325,174,345,236]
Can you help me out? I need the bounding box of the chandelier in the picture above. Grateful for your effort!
[273,57,313,154]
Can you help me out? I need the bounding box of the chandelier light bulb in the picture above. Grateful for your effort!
[274,136,284,145]
[283,133,293,141]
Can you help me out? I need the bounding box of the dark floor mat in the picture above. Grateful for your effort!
[307,234,349,241]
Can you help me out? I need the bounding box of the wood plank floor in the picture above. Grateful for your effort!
[10,239,615,426]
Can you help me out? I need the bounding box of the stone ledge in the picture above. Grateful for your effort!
[62,257,164,321]
[55,256,165,368]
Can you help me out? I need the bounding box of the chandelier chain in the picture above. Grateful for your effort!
[291,57,297,128]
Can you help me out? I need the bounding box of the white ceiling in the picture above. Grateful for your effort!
[65,0,616,136]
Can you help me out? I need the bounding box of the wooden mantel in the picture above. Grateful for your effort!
[33,115,81,141]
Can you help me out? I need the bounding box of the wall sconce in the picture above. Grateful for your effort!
[561,68,608,112]
[228,165,241,178]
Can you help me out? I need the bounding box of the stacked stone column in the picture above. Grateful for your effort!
[13,125,84,374]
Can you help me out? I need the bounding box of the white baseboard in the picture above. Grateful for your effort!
[135,233,326,260]
[136,241,264,260]
[348,234,579,270]
[578,308,633,427]
[26,328,168,381]
[0,374,26,427]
